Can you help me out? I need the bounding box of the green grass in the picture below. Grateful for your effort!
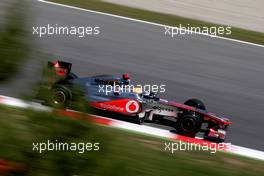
[47,0,264,45]
[0,0,31,83]
[0,106,264,176]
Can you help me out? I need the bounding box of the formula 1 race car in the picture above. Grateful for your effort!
[39,61,232,143]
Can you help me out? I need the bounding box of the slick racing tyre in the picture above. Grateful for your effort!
[49,85,72,108]
[184,98,206,111]
[176,113,202,137]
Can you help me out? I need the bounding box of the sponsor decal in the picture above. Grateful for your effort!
[90,99,140,114]
[99,103,124,112]
[125,100,140,113]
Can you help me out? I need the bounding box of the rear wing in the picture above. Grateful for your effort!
[48,60,72,76]
[44,60,72,85]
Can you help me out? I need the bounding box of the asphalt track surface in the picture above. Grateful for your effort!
[1,0,264,150]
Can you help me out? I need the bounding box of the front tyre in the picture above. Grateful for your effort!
[176,113,202,137]
[184,98,206,111]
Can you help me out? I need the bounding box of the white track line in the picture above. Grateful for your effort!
[1,95,264,161]
[37,0,264,48]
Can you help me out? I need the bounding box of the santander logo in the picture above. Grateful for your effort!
[125,100,140,113]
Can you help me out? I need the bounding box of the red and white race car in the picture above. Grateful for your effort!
[40,61,232,143]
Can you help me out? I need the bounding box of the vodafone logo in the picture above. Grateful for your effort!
[125,100,140,113]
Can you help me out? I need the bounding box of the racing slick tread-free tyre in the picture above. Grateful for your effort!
[184,98,206,111]
[49,84,72,108]
[176,113,202,137]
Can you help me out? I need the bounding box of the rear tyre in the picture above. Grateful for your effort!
[49,85,72,108]
[184,98,206,111]
[176,113,202,137]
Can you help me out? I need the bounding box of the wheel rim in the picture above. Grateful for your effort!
[52,91,66,105]
[181,118,196,132]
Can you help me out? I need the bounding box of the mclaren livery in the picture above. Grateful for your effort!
[40,61,232,143]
